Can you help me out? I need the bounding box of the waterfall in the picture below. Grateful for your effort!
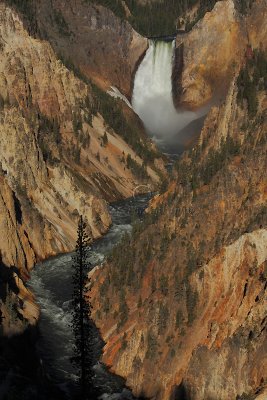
[132,40,207,153]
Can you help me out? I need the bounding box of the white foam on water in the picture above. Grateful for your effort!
[132,40,208,151]
[28,195,151,398]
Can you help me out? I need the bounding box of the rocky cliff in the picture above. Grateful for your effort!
[91,35,267,399]
[174,0,267,109]
[0,0,266,396]
[0,1,163,334]
[9,0,148,98]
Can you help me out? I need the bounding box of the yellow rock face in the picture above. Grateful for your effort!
[90,65,267,399]
[177,0,246,109]
[247,0,267,51]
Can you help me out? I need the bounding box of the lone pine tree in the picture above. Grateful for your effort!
[71,216,96,399]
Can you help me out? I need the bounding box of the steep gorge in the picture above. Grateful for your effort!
[90,1,267,398]
[0,1,163,335]
[0,0,266,398]
[91,69,267,400]
[7,0,148,97]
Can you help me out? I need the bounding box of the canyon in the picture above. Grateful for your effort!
[90,1,267,399]
[0,0,163,335]
[91,69,267,398]
[0,0,266,399]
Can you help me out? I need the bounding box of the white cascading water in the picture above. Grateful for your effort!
[132,40,207,153]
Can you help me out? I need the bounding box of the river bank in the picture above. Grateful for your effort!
[25,194,152,400]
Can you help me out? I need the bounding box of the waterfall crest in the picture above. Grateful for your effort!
[132,40,206,153]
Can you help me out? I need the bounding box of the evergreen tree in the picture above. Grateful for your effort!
[0,307,3,329]
[102,132,108,146]
[71,216,96,399]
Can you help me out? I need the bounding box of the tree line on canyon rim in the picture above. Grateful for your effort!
[89,0,256,35]
[90,0,217,35]
[5,0,257,38]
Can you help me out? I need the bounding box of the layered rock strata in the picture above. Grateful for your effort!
[174,0,267,109]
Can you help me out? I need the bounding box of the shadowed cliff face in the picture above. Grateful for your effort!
[90,45,267,399]
[0,255,39,336]
[21,0,148,98]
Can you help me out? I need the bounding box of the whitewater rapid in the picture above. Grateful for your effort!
[132,40,207,153]
[28,195,152,400]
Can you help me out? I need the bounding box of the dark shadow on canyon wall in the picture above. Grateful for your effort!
[171,382,190,400]
[0,326,68,400]
[172,43,184,108]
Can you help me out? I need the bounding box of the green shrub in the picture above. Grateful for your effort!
[158,303,169,333]
[159,275,169,296]
[175,309,183,330]
[170,348,176,358]
[126,154,148,180]
[145,330,158,359]
[53,9,71,36]
[185,281,198,326]
[237,49,267,116]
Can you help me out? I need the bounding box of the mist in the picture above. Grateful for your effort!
[132,40,208,154]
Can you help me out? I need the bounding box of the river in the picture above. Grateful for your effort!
[26,36,194,399]
[28,194,152,400]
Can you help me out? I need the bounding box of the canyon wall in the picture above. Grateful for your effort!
[91,42,267,399]
[0,1,266,396]
[0,2,162,334]
[16,0,148,97]
[174,0,267,109]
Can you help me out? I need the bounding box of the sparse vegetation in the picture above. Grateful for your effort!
[126,154,148,180]
[53,8,71,36]
[37,112,61,164]
[176,134,240,189]
[170,348,176,358]
[5,0,38,35]
[72,111,83,136]
[88,0,126,19]
[159,275,169,296]
[0,94,5,111]
[118,289,129,327]
[237,48,267,116]
[146,330,158,359]
[158,303,169,334]
[175,309,184,330]
[235,0,256,15]
[159,229,171,260]
[132,355,142,371]
[121,332,127,350]
[91,84,157,163]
